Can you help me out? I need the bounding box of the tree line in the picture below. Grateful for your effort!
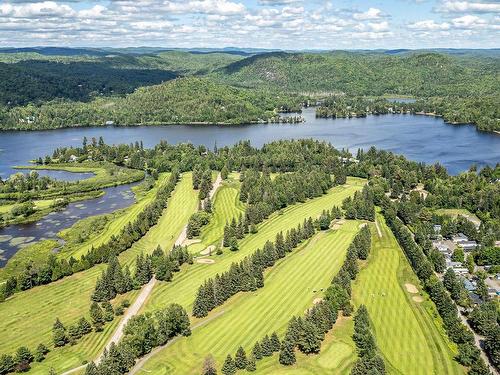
[0,171,179,302]
[92,245,193,303]
[385,213,492,374]
[277,226,372,367]
[84,303,190,375]
[351,305,386,375]
[193,217,317,318]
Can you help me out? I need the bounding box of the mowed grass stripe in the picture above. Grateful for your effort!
[140,221,359,374]
[143,177,364,313]
[0,173,199,374]
[189,177,245,255]
[350,214,463,375]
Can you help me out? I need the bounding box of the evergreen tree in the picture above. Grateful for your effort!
[90,302,105,331]
[34,343,49,362]
[221,354,236,375]
[234,346,247,369]
[279,338,296,366]
[77,317,92,336]
[0,354,15,375]
[252,342,263,360]
[246,355,256,372]
[261,335,273,356]
[52,318,68,347]
[85,361,99,375]
[102,301,115,322]
[270,332,281,352]
[14,347,33,372]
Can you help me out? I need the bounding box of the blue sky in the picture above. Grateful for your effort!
[0,0,498,48]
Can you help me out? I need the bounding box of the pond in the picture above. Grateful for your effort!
[0,182,138,266]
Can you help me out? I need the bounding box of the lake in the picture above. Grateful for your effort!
[1,109,499,265]
[1,108,499,178]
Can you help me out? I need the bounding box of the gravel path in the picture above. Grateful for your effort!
[62,173,224,375]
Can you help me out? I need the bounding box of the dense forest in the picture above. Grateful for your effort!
[0,50,498,131]
[0,77,302,130]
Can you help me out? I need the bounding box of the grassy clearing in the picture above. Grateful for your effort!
[139,221,360,374]
[0,173,199,374]
[143,177,365,314]
[435,208,481,226]
[348,215,464,375]
[189,175,245,254]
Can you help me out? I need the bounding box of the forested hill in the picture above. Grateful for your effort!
[0,60,177,106]
[216,51,499,97]
[0,49,498,131]
[0,77,301,130]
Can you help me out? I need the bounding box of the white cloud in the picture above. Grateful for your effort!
[438,1,500,14]
[451,14,488,28]
[408,19,451,30]
[353,7,383,21]
[163,0,246,15]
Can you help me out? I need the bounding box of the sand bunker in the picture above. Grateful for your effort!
[405,283,419,294]
[200,245,216,256]
[182,239,201,247]
[412,296,424,303]
[331,219,345,230]
[196,258,215,264]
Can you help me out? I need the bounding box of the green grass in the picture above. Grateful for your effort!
[0,173,199,374]
[268,214,464,375]
[348,215,464,375]
[139,221,360,374]
[435,208,481,226]
[143,177,365,314]
[188,174,245,254]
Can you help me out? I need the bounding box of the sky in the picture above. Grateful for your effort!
[0,0,499,49]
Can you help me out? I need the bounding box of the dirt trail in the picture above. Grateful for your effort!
[62,173,224,375]
[128,310,226,375]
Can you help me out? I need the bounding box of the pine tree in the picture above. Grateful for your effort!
[0,354,15,374]
[85,361,99,375]
[68,324,81,344]
[279,338,296,366]
[77,317,92,336]
[234,346,247,369]
[90,302,105,331]
[246,355,257,372]
[261,335,273,356]
[34,343,49,362]
[221,354,236,375]
[14,347,33,372]
[102,301,115,322]
[252,341,263,360]
[52,318,68,347]
[270,332,281,352]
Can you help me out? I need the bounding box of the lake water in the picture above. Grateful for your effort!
[1,108,499,265]
[0,182,138,266]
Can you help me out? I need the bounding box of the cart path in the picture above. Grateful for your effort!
[61,173,223,375]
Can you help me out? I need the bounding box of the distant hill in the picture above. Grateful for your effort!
[0,60,177,105]
[215,51,499,97]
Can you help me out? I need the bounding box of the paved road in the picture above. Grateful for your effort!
[458,308,499,375]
